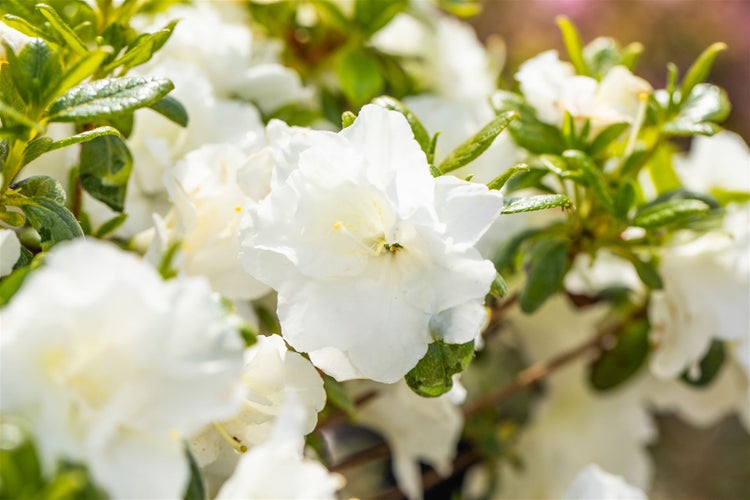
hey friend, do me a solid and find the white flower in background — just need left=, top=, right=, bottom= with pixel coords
left=357, top=380, right=464, bottom=500
left=649, top=205, right=750, bottom=379
left=0, top=240, right=245, bottom=499
left=138, top=2, right=311, bottom=113
left=239, top=105, right=502, bottom=383
left=675, top=131, right=750, bottom=196
left=160, top=143, right=270, bottom=300
left=564, top=249, right=643, bottom=297
left=500, top=298, right=655, bottom=498
left=563, top=464, right=648, bottom=500
left=216, top=396, right=342, bottom=499
left=0, top=23, right=33, bottom=58
left=516, top=50, right=651, bottom=128
left=0, top=228, right=20, bottom=277
left=190, top=334, right=325, bottom=469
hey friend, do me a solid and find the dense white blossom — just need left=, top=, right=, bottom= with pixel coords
left=190, top=334, right=325, bottom=469
left=0, top=240, right=245, bottom=498
left=562, top=464, right=648, bottom=500
left=516, top=50, right=651, bottom=128
left=675, top=131, right=750, bottom=196
left=358, top=380, right=464, bottom=500
left=0, top=228, right=20, bottom=277
left=239, top=105, right=502, bottom=383
left=216, top=396, right=342, bottom=499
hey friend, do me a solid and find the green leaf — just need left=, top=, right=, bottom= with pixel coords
left=646, top=144, right=682, bottom=194
left=19, top=197, right=83, bottom=248
left=556, top=16, right=590, bottom=76
left=405, top=340, right=475, bottom=397
left=493, top=227, right=544, bottom=275
left=335, top=49, right=383, bottom=107
left=52, top=48, right=111, bottom=97
left=371, top=96, right=431, bottom=158
left=49, top=125, right=121, bottom=152
left=12, top=175, right=66, bottom=203
left=101, top=20, right=177, bottom=74
left=354, top=0, right=408, bottom=35
left=323, top=376, right=356, bottom=415
left=501, top=194, right=573, bottom=214
left=148, top=95, right=188, bottom=127
left=589, top=319, right=649, bottom=391
left=183, top=445, right=206, bottom=500
left=21, top=137, right=54, bottom=166
left=563, top=150, right=616, bottom=214
left=490, top=91, right=566, bottom=155
left=620, top=42, right=644, bottom=71
left=438, top=111, right=518, bottom=174
left=588, top=122, right=629, bottom=156
left=79, top=134, right=132, bottom=212
left=1, top=14, right=50, bottom=41
left=94, top=213, right=128, bottom=238
left=679, top=42, right=727, bottom=107
left=4, top=38, right=63, bottom=108
left=435, top=0, right=482, bottom=17
left=628, top=254, right=663, bottom=290
left=48, top=76, right=174, bottom=122
left=663, top=84, right=730, bottom=137
left=583, top=37, right=623, bottom=78
left=680, top=340, right=725, bottom=387
left=341, top=110, right=356, bottom=129
left=0, top=265, right=31, bottom=306
left=613, top=180, right=636, bottom=219
left=520, top=237, right=569, bottom=313
left=487, top=164, right=530, bottom=191
left=489, top=272, right=508, bottom=298
left=36, top=3, right=88, bottom=55
left=631, top=198, right=710, bottom=229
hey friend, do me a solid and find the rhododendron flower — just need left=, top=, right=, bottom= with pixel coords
left=0, top=228, right=20, bottom=277
left=563, top=464, right=647, bottom=500
left=0, top=240, right=245, bottom=498
left=240, top=105, right=502, bottom=383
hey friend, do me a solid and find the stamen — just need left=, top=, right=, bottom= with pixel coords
left=625, top=91, right=649, bottom=157
left=333, top=221, right=379, bottom=255
left=212, top=422, right=247, bottom=453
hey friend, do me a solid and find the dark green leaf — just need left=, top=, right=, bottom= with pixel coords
left=680, top=340, right=725, bottom=387
left=405, top=340, right=474, bottom=397
left=371, top=96, right=431, bottom=157
left=487, top=164, right=531, bottom=191
left=21, top=137, right=54, bottom=166
left=335, top=49, right=383, bottom=107
left=520, top=237, right=569, bottom=313
left=79, top=134, right=133, bottom=212
left=631, top=198, right=710, bottom=229
left=563, top=149, right=616, bottom=214
left=19, top=197, right=83, bottom=248
left=148, top=95, right=188, bottom=127
left=589, top=319, right=649, bottom=391
left=48, top=76, right=174, bottom=122
left=501, top=194, right=572, bottom=214
left=183, top=446, right=206, bottom=500
left=12, top=175, right=66, bottom=203
left=438, top=111, right=518, bottom=174
left=680, top=42, right=727, bottom=107
left=628, top=254, right=663, bottom=290
left=614, top=180, right=636, bottom=219
left=493, top=227, right=544, bottom=275
left=4, top=38, right=63, bottom=108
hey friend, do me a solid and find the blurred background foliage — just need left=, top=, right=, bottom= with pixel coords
left=471, top=0, right=750, bottom=140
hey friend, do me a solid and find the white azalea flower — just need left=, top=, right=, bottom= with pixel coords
left=564, top=249, right=643, bottom=297
left=190, top=334, right=325, bottom=469
left=516, top=50, right=651, bottom=128
left=500, top=298, right=655, bottom=498
left=0, top=228, right=20, bottom=277
left=216, top=396, right=342, bottom=499
left=0, top=240, right=245, bottom=499
left=563, top=464, right=648, bottom=500
left=675, top=130, right=750, bottom=196
left=160, top=143, right=270, bottom=300
left=239, top=105, right=502, bottom=383
left=649, top=205, right=750, bottom=379
left=358, top=380, right=464, bottom=500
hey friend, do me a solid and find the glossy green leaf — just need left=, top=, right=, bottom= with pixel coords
left=405, top=340, right=475, bottom=397
left=589, top=319, right=649, bottom=391
left=102, top=20, right=177, bottom=74
left=631, top=198, right=710, bottom=229
left=490, top=91, right=566, bottom=155
left=501, top=194, right=573, bottom=214
left=21, top=137, right=54, bottom=166
left=52, top=48, right=111, bottom=97
left=148, top=95, right=188, bottom=127
left=36, top=3, right=88, bottom=55
left=12, top=175, right=66, bottom=203
left=679, top=42, right=727, bottom=107
left=48, top=76, right=174, bottom=122
left=438, top=111, right=518, bottom=174
left=19, top=197, right=83, bottom=248
left=487, top=164, right=531, bottom=191
left=520, top=237, right=569, bottom=313
left=336, top=49, right=383, bottom=107
left=680, top=340, right=725, bottom=387
left=50, top=125, right=121, bottom=152
left=79, top=134, right=133, bottom=212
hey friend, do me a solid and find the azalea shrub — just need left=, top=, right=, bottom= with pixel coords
left=0, top=1, right=748, bottom=499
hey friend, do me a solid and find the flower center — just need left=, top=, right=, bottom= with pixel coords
left=333, top=221, right=403, bottom=256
